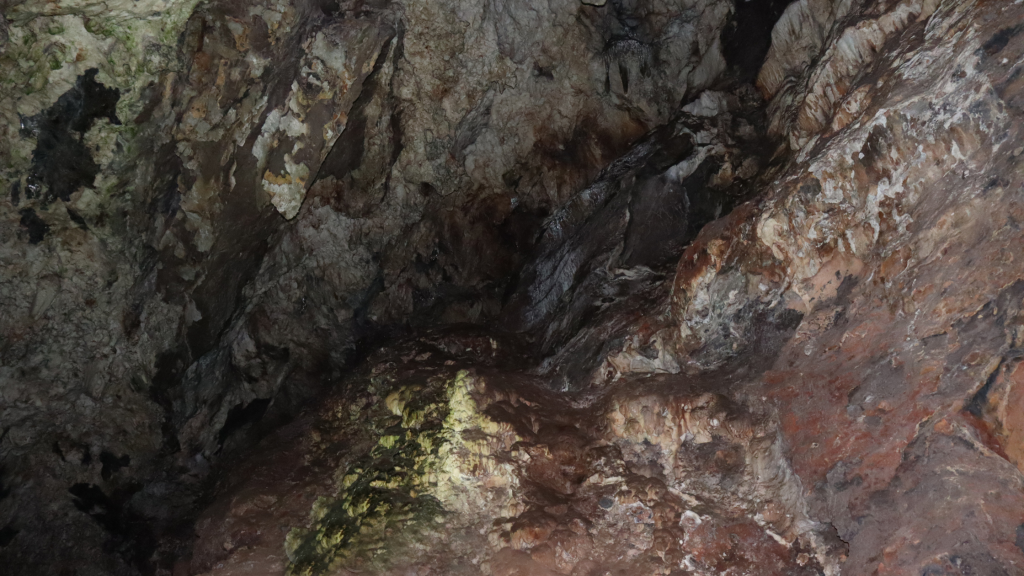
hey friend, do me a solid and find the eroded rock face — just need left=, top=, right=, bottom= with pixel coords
left=4, top=0, right=1024, bottom=574
left=0, top=0, right=746, bottom=571
left=590, top=0, right=1024, bottom=573
left=187, top=334, right=844, bottom=576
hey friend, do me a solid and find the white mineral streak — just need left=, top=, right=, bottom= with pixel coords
left=759, top=0, right=940, bottom=149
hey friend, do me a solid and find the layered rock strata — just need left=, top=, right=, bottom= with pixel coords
left=577, top=0, right=1024, bottom=573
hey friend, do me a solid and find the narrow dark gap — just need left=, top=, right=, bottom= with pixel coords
left=68, top=483, right=156, bottom=574
left=721, top=0, right=797, bottom=82
left=216, top=398, right=272, bottom=447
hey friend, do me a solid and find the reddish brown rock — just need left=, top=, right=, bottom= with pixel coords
left=5, top=0, right=1024, bottom=573
left=180, top=0, right=1024, bottom=571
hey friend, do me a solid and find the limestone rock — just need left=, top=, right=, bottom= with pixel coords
left=3, top=0, right=1024, bottom=573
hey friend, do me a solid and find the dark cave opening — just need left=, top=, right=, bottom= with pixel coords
left=68, top=482, right=157, bottom=574
left=1, top=2, right=794, bottom=570
left=99, top=452, right=132, bottom=482
left=216, top=398, right=273, bottom=447
left=721, top=0, right=796, bottom=82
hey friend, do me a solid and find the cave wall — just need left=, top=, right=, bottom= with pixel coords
left=595, top=0, right=1024, bottom=573
left=0, top=0, right=748, bottom=572
left=182, top=0, right=1024, bottom=571
left=3, top=0, right=1024, bottom=574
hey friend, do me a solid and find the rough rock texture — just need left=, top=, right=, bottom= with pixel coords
left=586, top=0, right=1024, bottom=574
left=0, top=0, right=752, bottom=571
left=188, top=333, right=844, bottom=576
left=4, top=0, right=1024, bottom=574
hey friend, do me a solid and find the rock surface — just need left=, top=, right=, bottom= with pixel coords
left=2, top=0, right=1024, bottom=574
left=189, top=333, right=842, bottom=576
left=0, top=0, right=739, bottom=570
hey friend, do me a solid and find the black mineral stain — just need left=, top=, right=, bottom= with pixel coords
left=19, top=68, right=120, bottom=204
left=983, top=26, right=1022, bottom=56
left=721, top=0, right=796, bottom=82
left=217, top=398, right=272, bottom=446
left=0, top=525, right=17, bottom=547
left=99, top=452, right=131, bottom=481
left=19, top=208, right=49, bottom=244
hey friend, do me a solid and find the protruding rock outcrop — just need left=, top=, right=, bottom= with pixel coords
left=190, top=335, right=844, bottom=576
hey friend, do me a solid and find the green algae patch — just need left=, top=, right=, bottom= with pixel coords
left=285, top=370, right=520, bottom=576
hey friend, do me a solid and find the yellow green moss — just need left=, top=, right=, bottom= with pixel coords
left=285, top=370, right=514, bottom=576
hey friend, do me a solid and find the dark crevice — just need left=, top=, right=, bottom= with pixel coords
left=99, top=452, right=131, bottom=481
left=533, top=62, right=555, bottom=80
left=217, top=398, right=272, bottom=446
left=383, top=26, right=406, bottom=196
left=312, top=32, right=398, bottom=183
left=309, top=29, right=399, bottom=217
left=18, top=208, right=49, bottom=244
left=66, top=207, right=89, bottom=229
left=68, top=483, right=156, bottom=575
left=317, top=0, right=341, bottom=17
left=983, top=26, right=1022, bottom=56
left=964, top=364, right=1001, bottom=420
left=721, top=0, right=796, bottom=82
left=0, top=464, right=10, bottom=503
left=621, top=155, right=722, bottom=268
left=150, top=349, right=190, bottom=456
